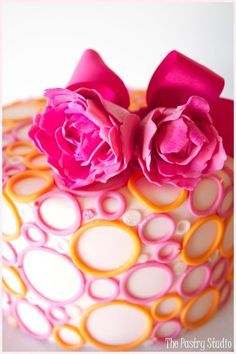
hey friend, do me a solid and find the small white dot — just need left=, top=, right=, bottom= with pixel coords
left=138, top=253, right=150, bottom=263
left=176, top=220, right=191, bottom=236
left=122, top=209, right=142, bottom=226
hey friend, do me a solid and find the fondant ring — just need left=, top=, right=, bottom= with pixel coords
left=151, top=293, right=183, bottom=321
left=45, top=306, right=69, bottom=325
left=180, top=288, right=220, bottom=329
left=6, top=170, right=54, bottom=203
left=2, top=266, right=27, bottom=298
left=156, top=241, right=180, bottom=263
left=87, top=277, right=120, bottom=302
left=2, top=241, right=17, bottom=265
left=2, top=192, right=22, bottom=241
left=181, top=215, right=224, bottom=265
left=97, top=191, right=126, bottom=220
left=23, top=151, right=50, bottom=171
left=6, top=141, right=36, bottom=157
left=176, top=264, right=211, bottom=297
left=219, top=281, right=232, bottom=308
left=138, top=213, right=176, bottom=245
left=217, top=185, right=233, bottom=218
left=4, top=164, right=26, bottom=177
left=189, top=176, right=223, bottom=216
left=128, top=172, right=188, bottom=212
left=53, top=324, right=84, bottom=350
left=210, top=258, right=229, bottom=286
left=151, top=320, right=182, bottom=341
left=21, top=223, right=48, bottom=246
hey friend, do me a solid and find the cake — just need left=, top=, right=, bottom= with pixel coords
left=2, top=50, right=234, bottom=351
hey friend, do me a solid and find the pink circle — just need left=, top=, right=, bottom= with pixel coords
left=11, top=299, right=53, bottom=340
left=54, top=169, right=129, bottom=197
left=219, top=281, right=232, bottom=308
left=45, top=305, right=69, bottom=325
left=22, top=223, right=48, bottom=246
left=2, top=133, right=15, bottom=149
left=176, top=263, right=211, bottom=297
left=97, top=191, right=126, bottom=220
left=35, top=191, right=81, bottom=236
left=13, top=121, right=32, bottom=141
left=87, top=277, right=120, bottom=302
left=189, top=176, right=223, bottom=216
left=18, top=246, right=85, bottom=305
left=2, top=241, right=17, bottom=265
left=217, top=185, right=233, bottom=218
left=210, top=258, right=229, bottom=286
left=120, top=261, right=173, bottom=304
left=4, top=163, right=26, bottom=177
left=156, top=241, right=180, bottom=263
left=138, top=213, right=176, bottom=245
left=151, top=320, right=182, bottom=341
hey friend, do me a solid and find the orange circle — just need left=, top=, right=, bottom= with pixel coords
left=2, top=192, right=22, bottom=241
left=3, top=98, right=46, bottom=122
left=23, top=151, right=50, bottom=171
left=180, top=288, right=220, bottom=329
left=2, top=265, right=27, bottom=298
left=6, top=170, right=54, bottom=203
left=53, top=324, right=84, bottom=350
left=80, top=300, right=153, bottom=351
left=70, top=220, right=141, bottom=277
left=6, top=141, right=36, bottom=158
left=181, top=215, right=224, bottom=265
left=219, top=215, right=234, bottom=258
left=128, top=172, right=188, bottom=212
left=151, top=293, right=183, bottom=321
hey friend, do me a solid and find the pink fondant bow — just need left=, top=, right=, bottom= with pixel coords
left=67, top=49, right=233, bottom=156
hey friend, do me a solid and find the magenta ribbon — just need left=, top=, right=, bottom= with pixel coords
left=66, top=49, right=233, bottom=157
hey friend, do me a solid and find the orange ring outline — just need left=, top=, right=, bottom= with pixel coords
left=151, top=293, right=183, bottom=321
left=3, top=98, right=46, bottom=122
left=2, top=265, right=27, bottom=298
left=6, top=141, right=36, bottom=158
left=226, top=257, right=233, bottom=281
left=181, top=215, right=224, bottom=265
left=80, top=300, right=153, bottom=351
left=70, top=220, right=141, bottom=277
left=6, top=170, right=54, bottom=203
left=53, top=324, right=84, bottom=350
left=3, top=120, right=15, bottom=133
left=219, top=214, right=234, bottom=258
left=180, top=287, right=220, bottom=329
left=128, top=172, right=188, bottom=212
left=23, top=151, right=50, bottom=171
left=2, top=192, right=22, bottom=241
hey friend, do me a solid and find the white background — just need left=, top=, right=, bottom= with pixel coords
left=2, top=0, right=234, bottom=104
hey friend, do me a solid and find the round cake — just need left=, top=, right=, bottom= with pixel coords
left=2, top=50, right=234, bottom=351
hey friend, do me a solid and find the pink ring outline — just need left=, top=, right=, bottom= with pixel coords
left=217, top=185, right=233, bottom=218
left=2, top=241, right=17, bottom=265
left=176, top=263, right=211, bottom=298
left=151, top=319, right=182, bottom=341
left=54, top=168, right=130, bottom=197
left=4, top=163, right=26, bottom=177
left=2, top=175, right=9, bottom=189
left=7, top=156, right=24, bottom=165
left=138, top=213, right=176, bottom=245
left=219, top=281, right=232, bottom=308
left=96, top=191, right=126, bottom=220
left=11, top=299, right=53, bottom=340
left=2, top=133, right=15, bottom=149
left=13, top=121, right=32, bottom=141
left=34, top=191, right=81, bottom=236
left=120, top=261, right=174, bottom=304
left=21, top=223, right=48, bottom=246
left=86, top=277, right=120, bottom=302
left=156, top=241, right=181, bottom=263
left=210, top=258, right=229, bottom=286
left=45, top=305, right=69, bottom=325
left=18, top=246, right=86, bottom=305
left=189, top=175, right=223, bottom=216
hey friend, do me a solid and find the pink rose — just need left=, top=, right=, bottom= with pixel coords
left=138, top=96, right=227, bottom=190
left=29, top=88, right=140, bottom=189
